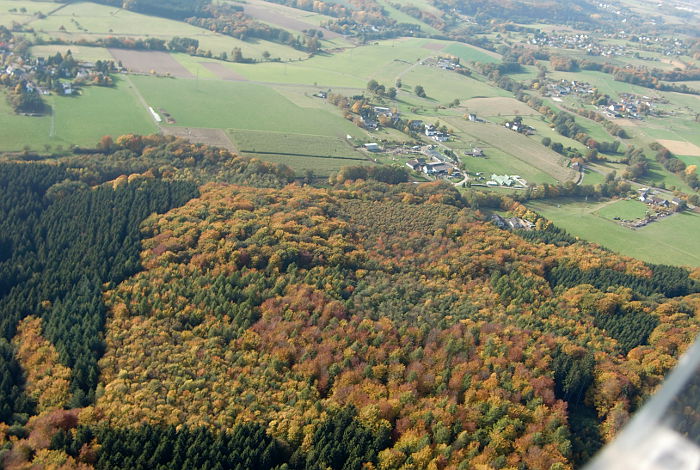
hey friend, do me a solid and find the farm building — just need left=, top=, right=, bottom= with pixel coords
left=424, top=162, right=450, bottom=175
left=487, top=174, right=525, bottom=187
left=364, top=143, right=381, bottom=152
left=406, top=158, right=426, bottom=171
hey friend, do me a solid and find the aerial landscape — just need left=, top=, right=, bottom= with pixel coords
left=0, top=0, right=698, bottom=468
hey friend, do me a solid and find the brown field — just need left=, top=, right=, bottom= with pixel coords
left=199, top=62, right=248, bottom=81
left=614, top=118, right=643, bottom=127
left=446, top=117, right=577, bottom=182
left=160, top=127, right=237, bottom=152
left=657, top=139, right=700, bottom=156
left=242, top=0, right=341, bottom=39
left=422, top=42, right=445, bottom=51
left=109, top=49, right=194, bottom=78
left=461, top=97, right=541, bottom=117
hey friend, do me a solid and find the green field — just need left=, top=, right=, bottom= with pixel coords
left=461, top=149, right=558, bottom=184
left=638, top=159, right=695, bottom=193
left=0, top=0, right=56, bottom=27
left=376, top=0, right=442, bottom=35
left=677, top=155, right=700, bottom=166
left=527, top=199, right=700, bottom=267
left=230, top=129, right=373, bottom=176
left=445, top=117, right=577, bottom=183
left=548, top=69, right=657, bottom=100
left=443, top=43, right=501, bottom=64
left=245, top=153, right=369, bottom=176
left=130, top=75, right=366, bottom=137
left=230, top=129, right=367, bottom=159
left=0, top=78, right=156, bottom=151
left=0, top=99, right=53, bottom=152
left=595, top=199, right=650, bottom=220
left=25, top=1, right=307, bottom=60
left=29, top=44, right=113, bottom=62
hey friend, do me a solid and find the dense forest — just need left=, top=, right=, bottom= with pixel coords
left=0, top=144, right=698, bottom=469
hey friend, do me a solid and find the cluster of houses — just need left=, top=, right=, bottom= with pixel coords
left=608, top=33, right=691, bottom=57
left=604, top=93, right=661, bottom=119
left=1, top=54, right=115, bottom=98
left=638, top=188, right=683, bottom=209
left=360, top=105, right=401, bottom=130
left=611, top=189, right=686, bottom=228
left=528, top=32, right=625, bottom=57
left=542, top=79, right=594, bottom=99
left=503, top=120, right=534, bottom=135
left=424, top=124, right=450, bottom=142
left=422, top=56, right=463, bottom=72
left=405, top=158, right=454, bottom=176
left=435, top=56, right=462, bottom=71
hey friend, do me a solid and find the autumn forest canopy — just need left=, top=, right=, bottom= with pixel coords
left=0, top=133, right=698, bottom=470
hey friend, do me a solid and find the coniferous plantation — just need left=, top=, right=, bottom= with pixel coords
left=0, top=135, right=698, bottom=469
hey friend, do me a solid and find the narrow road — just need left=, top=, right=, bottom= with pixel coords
left=122, top=74, right=162, bottom=130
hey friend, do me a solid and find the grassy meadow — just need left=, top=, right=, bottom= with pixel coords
left=24, top=1, right=308, bottom=60
left=231, top=129, right=374, bottom=176
left=528, top=199, right=700, bottom=267
left=230, top=130, right=367, bottom=159
left=445, top=117, right=577, bottom=183
left=0, top=77, right=156, bottom=151
left=129, top=75, right=366, bottom=137
left=29, top=44, right=113, bottom=62
left=595, top=199, right=650, bottom=220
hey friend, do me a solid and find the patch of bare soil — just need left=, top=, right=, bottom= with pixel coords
left=108, top=49, right=194, bottom=78
left=161, top=127, right=237, bottom=152
left=198, top=62, right=248, bottom=81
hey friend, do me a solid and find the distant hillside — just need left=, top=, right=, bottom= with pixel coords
left=434, top=0, right=600, bottom=24
left=87, top=0, right=212, bottom=19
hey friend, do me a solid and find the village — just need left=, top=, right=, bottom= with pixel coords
left=603, top=92, right=664, bottom=119
left=541, top=78, right=664, bottom=120
left=0, top=37, right=116, bottom=114
left=606, top=33, right=692, bottom=57
left=528, top=32, right=626, bottom=58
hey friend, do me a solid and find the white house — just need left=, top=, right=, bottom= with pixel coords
left=423, top=162, right=450, bottom=174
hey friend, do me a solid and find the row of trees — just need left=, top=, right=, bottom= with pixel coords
left=476, top=61, right=625, bottom=156
left=652, top=143, right=699, bottom=190
left=554, top=59, right=700, bottom=95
